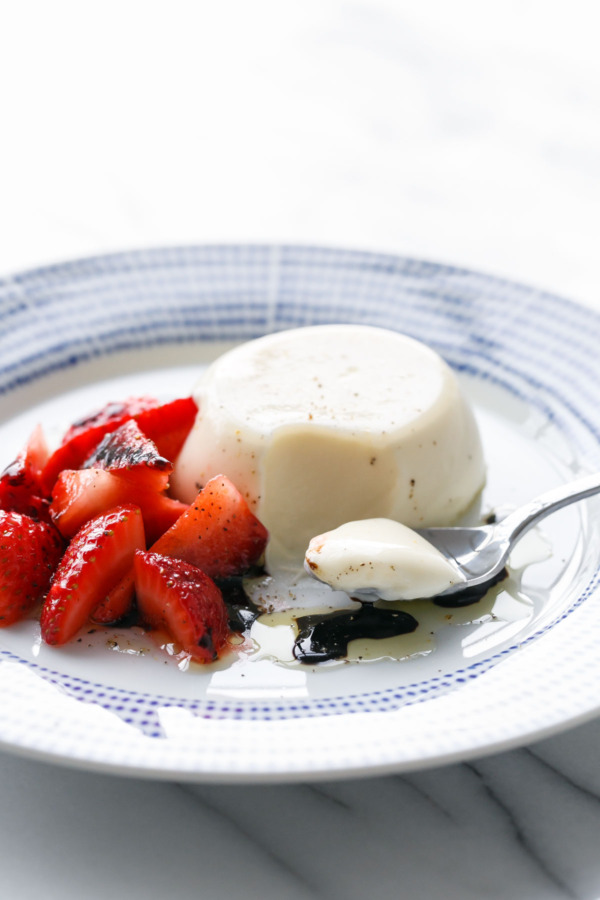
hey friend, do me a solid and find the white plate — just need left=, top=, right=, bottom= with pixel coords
left=1, top=245, right=599, bottom=783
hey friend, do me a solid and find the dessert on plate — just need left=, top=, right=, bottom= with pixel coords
left=172, top=324, right=486, bottom=570
left=0, top=324, right=487, bottom=664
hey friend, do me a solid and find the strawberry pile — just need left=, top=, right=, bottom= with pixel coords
left=0, top=396, right=268, bottom=663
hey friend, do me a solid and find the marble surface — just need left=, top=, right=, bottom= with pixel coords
left=1, top=2, right=600, bottom=898
left=4, top=718, right=600, bottom=900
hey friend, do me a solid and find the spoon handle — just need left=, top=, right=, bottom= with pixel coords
left=496, top=472, right=600, bottom=546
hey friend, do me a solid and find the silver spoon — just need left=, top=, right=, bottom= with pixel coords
left=418, top=472, right=600, bottom=598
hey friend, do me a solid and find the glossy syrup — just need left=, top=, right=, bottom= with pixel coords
left=101, top=563, right=518, bottom=669
left=216, top=575, right=262, bottom=632
left=290, top=570, right=509, bottom=663
left=433, top=568, right=508, bottom=608
left=293, top=602, right=419, bottom=664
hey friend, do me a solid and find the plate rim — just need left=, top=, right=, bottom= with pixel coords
left=1, top=243, right=600, bottom=782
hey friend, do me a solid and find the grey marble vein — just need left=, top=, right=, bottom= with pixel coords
left=394, top=772, right=458, bottom=822
left=0, top=698, right=600, bottom=900
left=464, top=760, right=577, bottom=899
left=176, top=782, right=323, bottom=899
left=525, top=746, right=600, bottom=806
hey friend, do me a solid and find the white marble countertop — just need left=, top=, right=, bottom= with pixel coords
left=1, top=2, right=600, bottom=898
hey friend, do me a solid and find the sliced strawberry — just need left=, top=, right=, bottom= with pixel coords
left=41, top=505, right=145, bottom=645
left=62, top=396, right=159, bottom=445
left=91, top=570, right=136, bottom=625
left=0, top=511, right=64, bottom=626
left=134, top=550, right=230, bottom=662
left=91, top=496, right=189, bottom=624
left=141, top=494, right=189, bottom=544
left=50, top=469, right=131, bottom=537
left=150, top=475, right=268, bottom=578
left=135, top=397, right=198, bottom=462
left=83, top=419, right=172, bottom=492
left=41, top=396, right=159, bottom=493
left=49, top=468, right=187, bottom=541
left=10, top=424, right=49, bottom=483
left=0, top=425, right=52, bottom=521
left=0, top=488, right=51, bottom=523
left=90, top=493, right=188, bottom=624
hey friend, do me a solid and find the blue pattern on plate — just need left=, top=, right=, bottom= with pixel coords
left=1, top=244, right=599, bottom=736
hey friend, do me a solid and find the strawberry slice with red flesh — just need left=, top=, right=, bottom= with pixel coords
left=150, top=475, right=268, bottom=578
left=40, top=396, right=159, bottom=493
left=91, top=570, right=136, bottom=625
left=41, top=504, right=145, bottom=645
left=91, top=497, right=188, bottom=623
left=83, top=419, right=172, bottom=492
left=134, top=550, right=230, bottom=662
left=136, top=494, right=188, bottom=545
left=0, top=425, right=52, bottom=522
left=0, top=510, right=64, bottom=626
left=135, top=397, right=198, bottom=462
left=50, top=468, right=188, bottom=541
left=62, top=397, right=159, bottom=446
left=8, top=424, right=49, bottom=484
left=91, top=494, right=189, bottom=624
left=50, top=469, right=132, bottom=537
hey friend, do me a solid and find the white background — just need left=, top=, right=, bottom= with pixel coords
left=1, top=1, right=599, bottom=308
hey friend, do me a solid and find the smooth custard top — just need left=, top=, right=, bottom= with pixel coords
left=172, top=325, right=486, bottom=568
left=202, top=325, right=447, bottom=434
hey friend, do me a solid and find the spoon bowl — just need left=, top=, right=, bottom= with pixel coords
left=418, top=472, right=600, bottom=597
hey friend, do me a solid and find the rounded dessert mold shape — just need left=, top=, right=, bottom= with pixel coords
left=1, top=245, right=599, bottom=743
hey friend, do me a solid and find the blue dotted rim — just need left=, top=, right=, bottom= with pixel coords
left=1, top=244, right=599, bottom=735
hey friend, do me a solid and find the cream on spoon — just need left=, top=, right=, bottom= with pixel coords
left=304, top=518, right=466, bottom=601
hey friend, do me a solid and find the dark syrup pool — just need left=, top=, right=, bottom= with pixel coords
left=217, top=568, right=509, bottom=666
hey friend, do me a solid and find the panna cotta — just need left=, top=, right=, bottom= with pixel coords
left=171, top=325, right=485, bottom=568
left=304, top=518, right=465, bottom=600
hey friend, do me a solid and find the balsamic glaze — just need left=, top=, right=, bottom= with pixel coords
left=124, top=566, right=507, bottom=666
left=433, top=567, right=508, bottom=608
left=216, top=565, right=508, bottom=664
left=293, top=602, right=418, bottom=664
left=216, top=575, right=262, bottom=633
